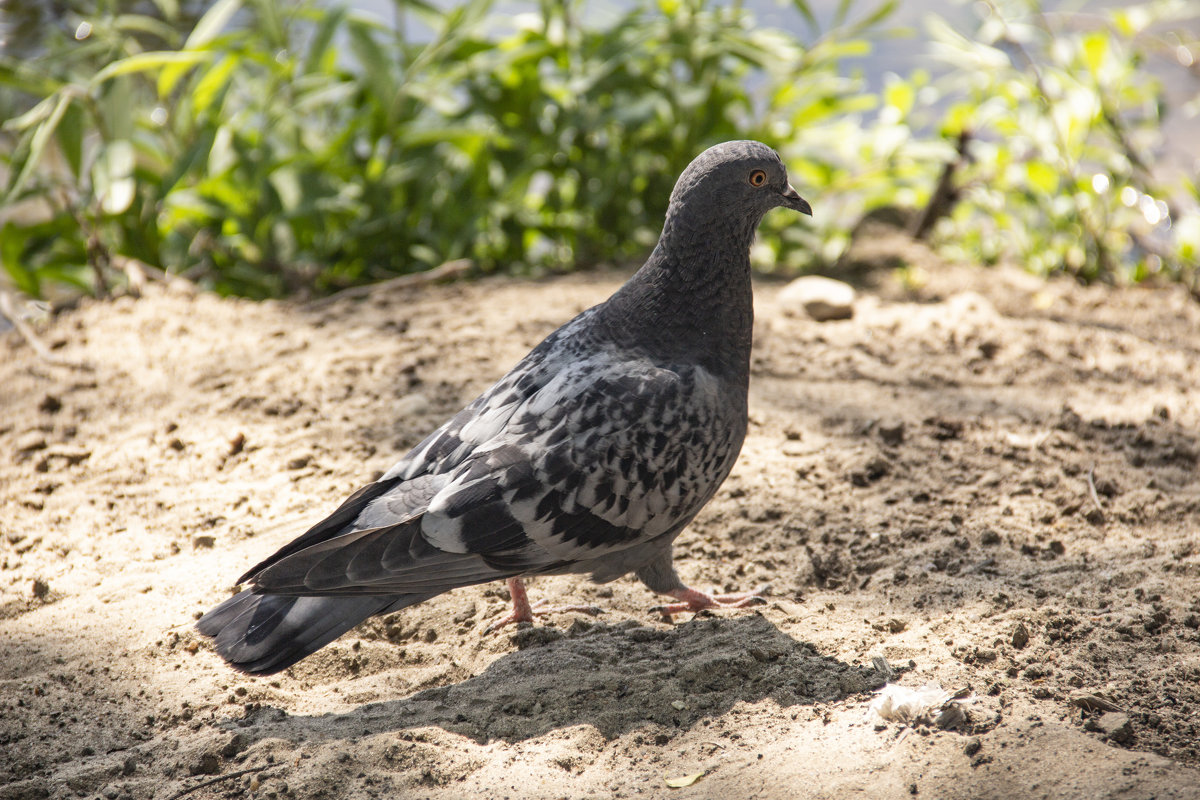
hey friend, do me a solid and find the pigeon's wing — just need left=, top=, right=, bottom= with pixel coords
left=234, top=319, right=582, bottom=586
left=248, top=355, right=743, bottom=595
left=234, top=475, right=439, bottom=584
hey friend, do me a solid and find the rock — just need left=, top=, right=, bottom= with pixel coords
left=778, top=276, right=856, bottom=321
left=394, top=392, right=431, bottom=418
left=220, top=733, right=249, bottom=759
left=977, top=340, right=1001, bottom=360
left=877, top=420, right=905, bottom=446
left=1098, top=712, right=1133, bottom=744
left=1069, top=692, right=1122, bottom=713
left=1011, top=622, right=1030, bottom=649
left=850, top=456, right=890, bottom=487
left=15, top=432, right=48, bottom=454
left=190, top=751, right=221, bottom=775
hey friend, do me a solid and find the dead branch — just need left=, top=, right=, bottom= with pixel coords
left=304, top=258, right=473, bottom=310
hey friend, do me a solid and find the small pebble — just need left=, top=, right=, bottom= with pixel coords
left=1011, top=622, right=1030, bottom=649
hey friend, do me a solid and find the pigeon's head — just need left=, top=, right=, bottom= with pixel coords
left=668, top=141, right=812, bottom=226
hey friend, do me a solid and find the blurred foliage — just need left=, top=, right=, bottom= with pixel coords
left=0, top=0, right=1197, bottom=300
left=918, top=0, right=1200, bottom=284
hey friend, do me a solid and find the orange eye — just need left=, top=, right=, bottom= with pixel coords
left=749, top=169, right=767, bottom=187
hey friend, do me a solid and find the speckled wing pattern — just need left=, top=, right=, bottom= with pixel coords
left=245, top=309, right=744, bottom=597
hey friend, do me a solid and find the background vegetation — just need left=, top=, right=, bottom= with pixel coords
left=1, top=0, right=1197, bottom=300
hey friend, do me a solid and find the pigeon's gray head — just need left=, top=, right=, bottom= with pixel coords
left=667, top=141, right=812, bottom=226
left=605, top=141, right=809, bottom=373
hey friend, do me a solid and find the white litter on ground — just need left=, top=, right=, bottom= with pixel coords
left=870, top=683, right=977, bottom=729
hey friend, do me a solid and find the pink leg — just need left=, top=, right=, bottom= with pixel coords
left=651, top=584, right=770, bottom=620
left=483, top=577, right=604, bottom=634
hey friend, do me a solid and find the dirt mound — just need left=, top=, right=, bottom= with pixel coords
left=2, top=262, right=1199, bottom=799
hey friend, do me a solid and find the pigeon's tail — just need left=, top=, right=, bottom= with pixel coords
left=195, top=590, right=429, bottom=675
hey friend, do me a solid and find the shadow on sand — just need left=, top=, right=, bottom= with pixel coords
left=223, top=614, right=888, bottom=746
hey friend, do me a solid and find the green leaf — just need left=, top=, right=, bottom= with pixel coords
left=158, top=0, right=243, bottom=96
left=347, top=19, right=397, bottom=108
left=848, top=0, right=898, bottom=37
left=159, top=127, right=216, bottom=196
left=1082, top=31, right=1108, bottom=75
left=190, top=55, right=240, bottom=116
left=114, top=13, right=182, bottom=44
left=303, top=5, right=348, bottom=75
left=56, top=101, right=85, bottom=180
left=3, top=92, right=63, bottom=133
left=1025, top=160, right=1060, bottom=195
left=206, top=124, right=237, bottom=177
left=790, top=0, right=818, bottom=34
left=184, top=0, right=244, bottom=49
left=0, top=58, right=64, bottom=97
left=268, top=167, right=302, bottom=213
left=104, top=75, right=135, bottom=142
left=834, top=0, right=853, bottom=27
left=0, top=222, right=39, bottom=297
left=92, top=51, right=212, bottom=87
left=884, top=77, right=915, bottom=116
left=5, top=93, right=72, bottom=201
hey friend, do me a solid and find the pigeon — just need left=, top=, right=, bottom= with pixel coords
left=197, top=140, right=812, bottom=674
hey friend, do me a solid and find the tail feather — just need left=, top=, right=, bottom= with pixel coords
left=195, top=590, right=429, bottom=674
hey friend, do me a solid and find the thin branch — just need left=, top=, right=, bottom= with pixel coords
left=304, top=258, right=473, bottom=310
left=910, top=130, right=972, bottom=241
left=58, top=191, right=112, bottom=298
left=0, top=289, right=90, bottom=370
left=164, top=764, right=279, bottom=800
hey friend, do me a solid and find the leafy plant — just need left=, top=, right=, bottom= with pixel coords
left=0, top=0, right=1196, bottom=301
left=916, top=0, right=1200, bottom=285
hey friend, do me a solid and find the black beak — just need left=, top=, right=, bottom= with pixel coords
left=781, top=184, right=812, bottom=216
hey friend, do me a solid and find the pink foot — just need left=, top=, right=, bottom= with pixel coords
left=651, top=584, right=770, bottom=621
left=483, top=577, right=604, bottom=634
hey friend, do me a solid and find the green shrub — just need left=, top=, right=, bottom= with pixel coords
left=0, top=0, right=1196, bottom=299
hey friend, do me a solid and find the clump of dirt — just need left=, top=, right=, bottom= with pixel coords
left=2, top=261, right=1199, bottom=799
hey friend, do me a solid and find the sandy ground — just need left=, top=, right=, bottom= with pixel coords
left=2, top=250, right=1200, bottom=800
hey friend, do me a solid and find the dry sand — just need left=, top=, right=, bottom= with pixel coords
left=2, top=256, right=1199, bottom=800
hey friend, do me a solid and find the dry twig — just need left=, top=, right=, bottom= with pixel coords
left=0, top=289, right=90, bottom=370
left=165, top=764, right=279, bottom=800
left=305, top=259, right=473, bottom=310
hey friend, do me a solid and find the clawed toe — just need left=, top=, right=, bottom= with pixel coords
left=483, top=603, right=605, bottom=634
left=652, top=584, right=771, bottom=621
left=483, top=579, right=607, bottom=634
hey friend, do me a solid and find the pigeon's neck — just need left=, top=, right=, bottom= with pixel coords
left=600, top=214, right=758, bottom=380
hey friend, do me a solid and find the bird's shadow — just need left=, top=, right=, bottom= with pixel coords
left=225, top=614, right=888, bottom=746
